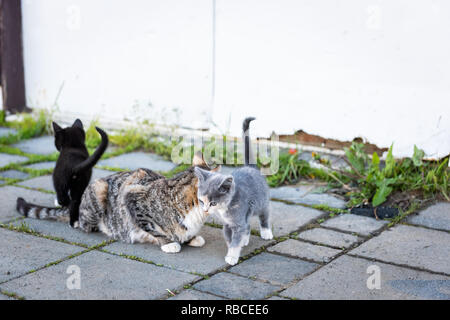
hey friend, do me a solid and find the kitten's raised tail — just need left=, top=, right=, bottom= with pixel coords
left=72, top=127, right=109, bottom=175
left=243, top=117, right=256, bottom=166
left=16, top=197, right=69, bottom=221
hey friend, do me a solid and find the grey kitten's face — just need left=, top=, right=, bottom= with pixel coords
left=194, top=167, right=234, bottom=214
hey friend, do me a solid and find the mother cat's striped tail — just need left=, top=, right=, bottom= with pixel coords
left=16, top=197, right=70, bottom=221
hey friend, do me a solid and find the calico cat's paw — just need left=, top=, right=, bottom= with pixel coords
left=161, top=242, right=181, bottom=253
left=187, top=236, right=205, bottom=247
left=225, top=255, right=239, bottom=266
left=260, top=228, right=273, bottom=240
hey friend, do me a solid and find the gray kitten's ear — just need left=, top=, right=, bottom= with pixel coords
left=52, top=122, right=62, bottom=133
left=219, top=176, right=233, bottom=193
left=72, top=119, right=83, bottom=129
left=194, top=167, right=210, bottom=183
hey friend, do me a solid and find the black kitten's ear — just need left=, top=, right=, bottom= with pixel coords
left=194, top=167, right=210, bottom=183
left=219, top=176, right=233, bottom=193
left=52, top=122, right=62, bottom=133
left=72, top=119, right=83, bottom=129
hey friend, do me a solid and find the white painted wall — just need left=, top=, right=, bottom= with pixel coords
left=21, top=0, right=213, bottom=128
left=21, top=0, right=450, bottom=158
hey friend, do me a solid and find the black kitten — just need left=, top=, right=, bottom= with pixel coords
left=52, top=119, right=108, bottom=227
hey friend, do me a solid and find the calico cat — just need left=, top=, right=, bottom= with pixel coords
left=194, top=117, right=273, bottom=265
left=16, top=153, right=216, bottom=253
left=17, top=119, right=108, bottom=227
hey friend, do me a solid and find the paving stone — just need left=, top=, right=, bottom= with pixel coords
left=407, top=202, right=450, bottom=232
left=193, top=272, right=281, bottom=300
left=207, top=200, right=326, bottom=237
left=0, top=127, right=18, bottom=137
left=91, top=168, right=115, bottom=180
left=229, top=252, right=319, bottom=285
left=281, top=255, right=450, bottom=300
left=1, top=250, right=198, bottom=300
left=298, top=152, right=350, bottom=170
left=18, top=175, right=54, bottom=192
left=296, top=228, right=360, bottom=249
left=16, top=170, right=117, bottom=194
left=268, top=239, right=341, bottom=263
left=0, top=228, right=84, bottom=283
left=267, top=295, right=290, bottom=300
left=169, top=289, right=223, bottom=300
left=0, top=292, right=14, bottom=300
left=270, top=185, right=346, bottom=209
left=24, top=161, right=55, bottom=170
left=350, top=224, right=450, bottom=275
left=0, top=170, right=29, bottom=180
left=103, top=226, right=270, bottom=275
left=321, top=214, right=388, bottom=236
left=0, top=186, right=55, bottom=223
left=98, top=152, right=176, bottom=172
left=12, top=218, right=109, bottom=247
left=12, top=136, right=56, bottom=155
left=0, top=153, right=28, bottom=168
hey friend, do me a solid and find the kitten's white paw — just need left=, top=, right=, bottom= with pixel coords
left=54, top=198, right=61, bottom=207
left=161, top=242, right=181, bottom=253
left=68, top=221, right=79, bottom=229
left=260, top=228, right=273, bottom=240
left=188, top=236, right=205, bottom=247
left=225, top=255, right=239, bottom=266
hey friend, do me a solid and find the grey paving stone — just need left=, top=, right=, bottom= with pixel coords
left=407, top=202, right=450, bottom=232
left=1, top=250, right=198, bottom=300
left=98, top=152, right=176, bottom=172
left=350, top=225, right=450, bottom=275
left=296, top=228, right=360, bottom=249
left=0, top=153, right=28, bottom=168
left=0, top=292, right=14, bottom=300
left=103, top=226, right=270, bottom=275
left=24, top=161, right=55, bottom=170
left=0, top=186, right=55, bottom=223
left=267, top=295, right=290, bottom=300
left=270, top=185, right=346, bottom=209
left=0, top=127, right=18, bottom=137
left=169, top=289, right=223, bottom=300
left=321, top=214, right=388, bottom=236
left=207, top=200, right=326, bottom=237
left=12, top=136, right=56, bottom=155
left=17, top=170, right=116, bottom=193
left=91, top=168, right=115, bottom=180
left=12, top=218, right=110, bottom=247
left=281, top=255, right=450, bottom=300
left=268, top=239, right=341, bottom=263
left=18, top=175, right=54, bottom=192
left=0, top=228, right=84, bottom=283
left=193, top=272, right=281, bottom=300
left=298, top=152, right=350, bottom=170
left=229, top=252, right=319, bottom=285
left=0, top=170, right=29, bottom=180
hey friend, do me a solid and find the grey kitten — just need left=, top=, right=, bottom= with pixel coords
left=195, top=117, right=273, bottom=265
